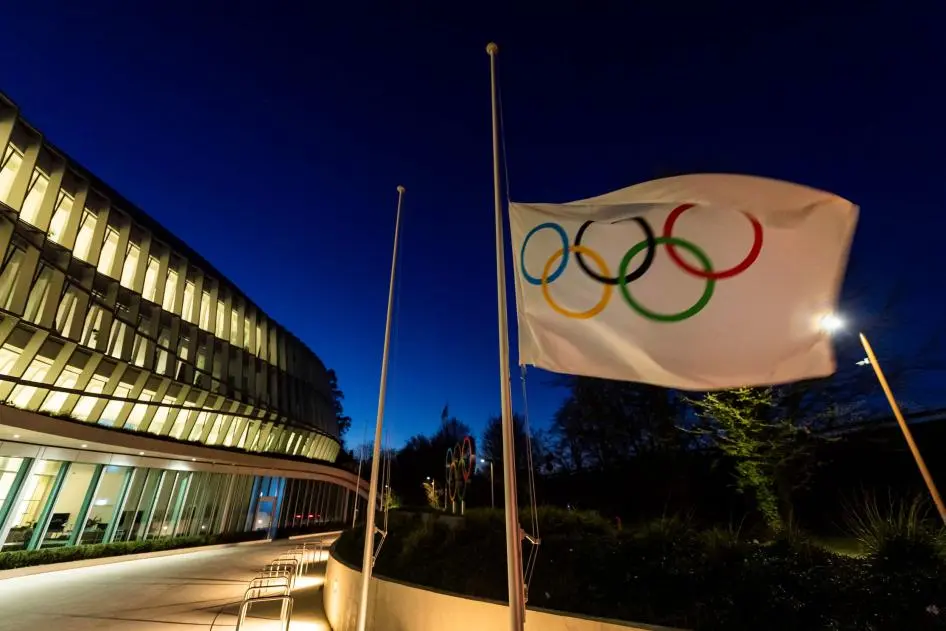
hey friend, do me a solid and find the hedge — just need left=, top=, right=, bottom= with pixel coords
left=0, top=530, right=267, bottom=571
left=335, top=507, right=946, bottom=630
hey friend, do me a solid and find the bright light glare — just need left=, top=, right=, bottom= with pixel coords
left=818, top=313, right=844, bottom=334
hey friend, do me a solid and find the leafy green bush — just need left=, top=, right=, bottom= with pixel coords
left=334, top=507, right=946, bottom=630
left=0, top=530, right=266, bottom=570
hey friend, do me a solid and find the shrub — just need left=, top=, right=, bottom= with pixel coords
left=0, top=530, right=266, bottom=570
left=334, top=506, right=946, bottom=630
left=843, top=491, right=944, bottom=562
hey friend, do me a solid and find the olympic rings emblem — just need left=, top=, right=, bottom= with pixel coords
left=519, top=203, right=763, bottom=322
left=445, top=436, right=475, bottom=502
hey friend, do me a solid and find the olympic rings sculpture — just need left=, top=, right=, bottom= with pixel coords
left=519, top=203, right=764, bottom=322
left=445, top=436, right=475, bottom=502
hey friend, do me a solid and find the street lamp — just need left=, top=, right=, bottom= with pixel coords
left=425, top=476, right=437, bottom=509
left=817, top=312, right=844, bottom=334
left=480, top=458, right=494, bottom=509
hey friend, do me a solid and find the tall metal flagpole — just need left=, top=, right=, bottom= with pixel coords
left=356, top=185, right=406, bottom=631
left=487, top=42, right=526, bottom=631
left=352, top=446, right=364, bottom=528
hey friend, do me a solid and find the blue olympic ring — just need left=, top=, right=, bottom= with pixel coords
left=520, top=222, right=569, bottom=286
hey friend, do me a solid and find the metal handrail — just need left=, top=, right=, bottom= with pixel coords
left=245, top=575, right=291, bottom=598
left=243, top=581, right=290, bottom=601
left=232, top=544, right=324, bottom=631
left=261, top=558, right=300, bottom=589
left=235, top=594, right=294, bottom=631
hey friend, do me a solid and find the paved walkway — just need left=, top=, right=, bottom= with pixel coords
left=0, top=537, right=335, bottom=630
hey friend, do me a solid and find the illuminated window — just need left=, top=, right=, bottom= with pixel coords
left=55, top=285, right=81, bottom=336
left=8, top=356, right=52, bottom=408
left=0, top=144, right=23, bottom=204
left=97, top=226, right=119, bottom=277
left=177, top=336, right=190, bottom=362
left=124, top=389, right=155, bottom=431
left=19, top=169, right=49, bottom=227
left=188, top=411, right=210, bottom=441
left=236, top=423, right=249, bottom=449
left=230, top=308, right=240, bottom=346
left=222, top=417, right=238, bottom=446
left=243, top=317, right=251, bottom=350
left=47, top=190, right=75, bottom=244
left=72, top=374, right=106, bottom=421
left=131, top=334, right=149, bottom=368
left=73, top=209, right=97, bottom=262
left=0, top=247, right=25, bottom=310
left=100, top=383, right=131, bottom=426
left=155, top=327, right=173, bottom=375
left=0, top=457, right=25, bottom=518
left=199, top=291, right=211, bottom=331
left=215, top=300, right=226, bottom=337
left=255, top=324, right=263, bottom=356
left=23, top=264, right=53, bottom=323
left=5, top=460, right=64, bottom=546
left=0, top=345, right=21, bottom=376
left=205, top=415, right=225, bottom=444
left=107, top=320, right=129, bottom=359
left=168, top=401, right=195, bottom=438
left=40, top=366, right=81, bottom=414
left=120, top=243, right=139, bottom=289
left=142, top=256, right=160, bottom=301
left=82, top=304, right=105, bottom=348
left=195, top=343, right=208, bottom=373
left=182, top=281, right=195, bottom=323
left=148, top=395, right=176, bottom=434
left=162, top=269, right=178, bottom=312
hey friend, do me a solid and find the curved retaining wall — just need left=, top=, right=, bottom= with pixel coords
left=323, top=546, right=681, bottom=631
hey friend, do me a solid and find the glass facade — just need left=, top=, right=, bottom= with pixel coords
left=0, top=92, right=340, bottom=462
left=0, top=454, right=356, bottom=552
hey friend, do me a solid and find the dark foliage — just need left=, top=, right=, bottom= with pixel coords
left=0, top=530, right=266, bottom=570
left=327, top=368, right=352, bottom=438
left=335, top=507, right=946, bottom=630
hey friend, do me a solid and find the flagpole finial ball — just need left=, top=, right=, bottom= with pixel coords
left=396, top=185, right=405, bottom=194
left=486, top=42, right=498, bottom=55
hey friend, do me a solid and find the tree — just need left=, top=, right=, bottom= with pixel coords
left=390, top=405, right=473, bottom=507
left=327, top=369, right=352, bottom=437
left=480, top=413, right=551, bottom=474
left=549, top=376, right=689, bottom=471
left=688, top=387, right=828, bottom=532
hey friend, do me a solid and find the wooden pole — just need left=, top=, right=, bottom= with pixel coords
left=860, top=332, right=946, bottom=524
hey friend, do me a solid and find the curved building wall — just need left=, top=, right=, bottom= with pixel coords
left=0, top=93, right=340, bottom=463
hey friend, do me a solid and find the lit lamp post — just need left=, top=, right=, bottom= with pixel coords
left=425, top=476, right=437, bottom=510
left=819, top=312, right=946, bottom=524
left=481, top=458, right=494, bottom=509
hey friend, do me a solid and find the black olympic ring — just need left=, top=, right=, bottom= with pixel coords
left=574, top=217, right=656, bottom=285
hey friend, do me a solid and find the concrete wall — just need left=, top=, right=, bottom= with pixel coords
left=323, top=547, right=681, bottom=631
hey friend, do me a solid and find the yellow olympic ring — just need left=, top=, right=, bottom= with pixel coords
left=541, top=245, right=612, bottom=319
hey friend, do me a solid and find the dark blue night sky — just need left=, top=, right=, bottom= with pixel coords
left=1, top=1, right=943, bottom=447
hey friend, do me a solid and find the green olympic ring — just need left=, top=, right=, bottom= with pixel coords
left=618, top=236, right=716, bottom=322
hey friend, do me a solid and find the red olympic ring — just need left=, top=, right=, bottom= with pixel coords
left=662, top=203, right=763, bottom=280
left=459, top=436, right=474, bottom=482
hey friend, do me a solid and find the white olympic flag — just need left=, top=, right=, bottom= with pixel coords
left=509, top=173, right=859, bottom=390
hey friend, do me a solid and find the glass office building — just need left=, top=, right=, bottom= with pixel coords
left=0, top=92, right=364, bottom=553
